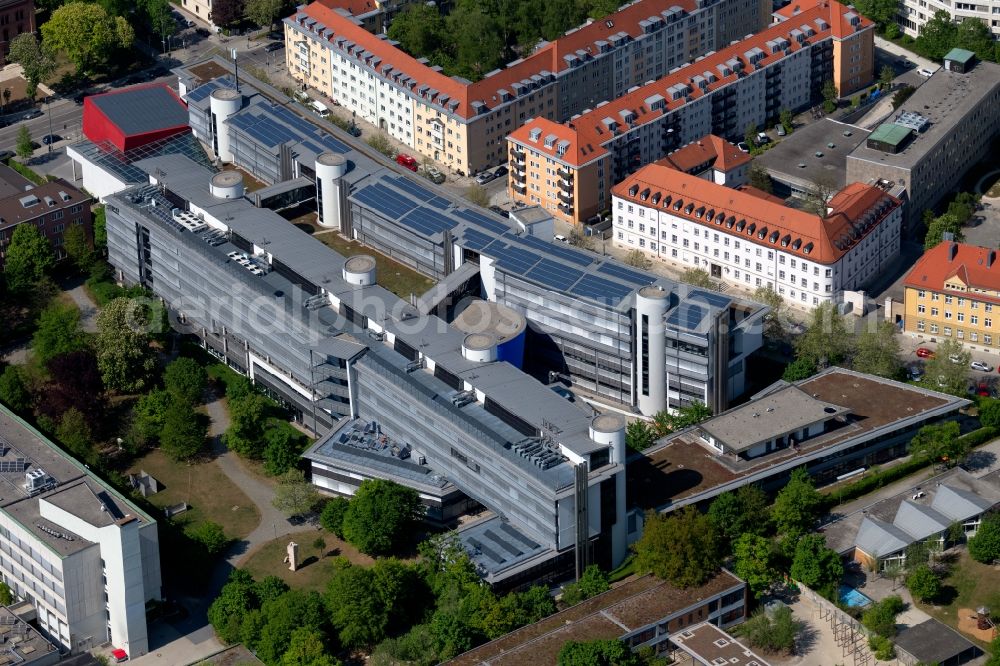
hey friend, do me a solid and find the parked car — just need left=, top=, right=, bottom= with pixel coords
left=488, top=205, right=508, bottom=217
left=424, top=166, right=445, bottom=184
left=264, top=42, right=284, bottom=53
left=915, top=347, right=934, bottom=358
left=775, top=124, right=786, bottom=137
left=21, top=109, right=42, bottom=121
left=976, top=382, right=991, bottom=397
left=346, top=124, right=362, bottom=138
left=41, top=134, right=61, bottom=145
left=949, top=353, right=964, bottom=364
left=395, top=153, right=418, bottom=171
left=908, top=365, right=924, bottom=381
left=474, top=171, right=495, bottom=185
left=971, top=360, right=993, bottom=372
left=493, top=165, right=508, bottom=178
left=917, top=67, right=934, bottom=78
left=737, top=141, right=750, bottom=153
left=554, top=234, right=569, bottom=243
left=0, top=150, right=12, bottom=162
left=196, top=27, right=211, bottom=37
left=756, top=131, right=770, bottom=145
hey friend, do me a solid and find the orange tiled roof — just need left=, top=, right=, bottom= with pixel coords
left=611, top=165, right=899, bottom=264
left=318, top=0, right=377, bottom=16
left=903, top=242, right=1000, bottom=304
left=658, top=135, right=751, bottom=173
left=511, top=0, right=870, bottom=166
left=509, top=117, right=606, bottom=165
left=293, top=0, right=700, bottom=120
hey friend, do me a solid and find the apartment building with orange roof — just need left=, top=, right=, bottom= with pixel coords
left=611, top=162, right=901, bottom=308
left=507, top=0, right=874, bottom=223
left=903, top=242, right=1000, bottom=355
left=283, top=0, right=769, bottom=175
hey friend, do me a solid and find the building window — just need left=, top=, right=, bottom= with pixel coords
left=917, top=320, right=925, bottom=332
left=918, top=290, right=926, bottom=297
left=944, top=327, right=952, bottom=336
left=917, top=305, right=925, bottom=314
left=930, top=324, right=939, bottom=333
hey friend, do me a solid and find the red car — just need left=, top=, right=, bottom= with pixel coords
left=916, top=347, right=935, bottom=358
left=395, top=154, right=417, bottom=171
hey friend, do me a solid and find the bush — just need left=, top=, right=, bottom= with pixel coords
left=320, top=496, right=350, bottom=538
left=190, top=521, right=230, bottom=556
left=736, top=606, right=799, bottom=654
left=561, top=565, right=610, bottom=607
left=969, top=512, right=1000, bottom=564
left=906, top=564, right=940, bottom=602
left=868, top=634, right=895, bottom=660
left=862, top=595, right=904, bottom=638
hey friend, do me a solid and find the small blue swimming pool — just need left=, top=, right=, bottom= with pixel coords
left=839, top=585, right=873, bottom=608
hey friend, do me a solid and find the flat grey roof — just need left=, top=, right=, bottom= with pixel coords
left=894, top=619, right=979, bottom=664
left=699, top=384, right=849, bottom=452
left=847, top=61, right=1000, bottom=170
left=0, top=163, right=33, bottom=198
left=672, top=623, right=772, bottom=666
left=756, top=118, right=869, bottom=191
left=88, top=84, right=190, bottom=136
left=458, top=515, right=551, bottom=577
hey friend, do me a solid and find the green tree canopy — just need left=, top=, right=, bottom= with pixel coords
left=924, top=212, right=964, bottom=250
left=783, top=356, right=818, bottom=381
left=909, top=421, right=966, bottom=466
left=795, top=302, right=853, bottom=367
left=163, top=357, right=207, bottom=406
left=905, top=564, right=940, bottom=602
left=160, top=399, right=208, bottom=460
left=0, top=366, right=30, bottom=413
left=634, top=506, right=720, bottom=588
left=707, top=484, right=771, bottom=544
left=225, top=391, right=271, bottom=458
left=62, top=224, right=93, bottom=272
left=388, top=4, right=447, bottom=60
left=94, top=296, right=156, bottom=393
left=126, top=389, right=171, bottom=451
left=680, top=268, right=715, bottom=289
left=557, top=639, right=637, bottom=666
left=207, top=569, right=264, bottom=644
left=789, top=534, right=843, bottom=597
left=5, top=223, right=54, bottom=294
left=852, top=320, right=902, bottom=379
left=732, top=533, right=778, bottom=599
left=320, top=497, right=350, bottom=538
left=773, top=468, right=824, bottom=535
left=924, top=339, right=970, bottom=396
left=15, top=125, right=33, bottom=162
left=7, top=34, right=54, bottom=99
left=861, top=595, right=904, bottom=638
left=969, top=512, right=1000, bottom=564
left=749, top=162, right=773, bottom=193
left=190, top=521, right=230, bottom=555
left=280, top=627, right=340, bottom=666
left=560, top=565, right=610, bottom=607
left=625, top=419, right=656, bottom=452
left=754, top=284, right=788, bottom=339
left=245, top=0, right=283, bottom=28
left=32, top=303, right=87, bottom=365
left=342, top=479, right=423, bottom=556
left=272, top=469, right=320, bottom=517
left=736, top=605, right=800, bottom=654
left=55, top=407, right=92, bottom=461
left=980, top=399, right=1000, bottom=429
left=41, top=2, right=135, bottom=74
left=262, top=424, right=306, bottom=476
left=246, top=589, right=329, bottom=665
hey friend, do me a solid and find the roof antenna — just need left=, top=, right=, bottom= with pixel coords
left=231, top=48, right=240, bottom=93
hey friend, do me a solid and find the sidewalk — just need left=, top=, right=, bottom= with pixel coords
left=874, top=36, right=939, bottom=73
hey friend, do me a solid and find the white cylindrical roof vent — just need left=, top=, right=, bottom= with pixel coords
left=342, top=255, right=376, bottom=286
left=315, top=152, right=347, bottom=179
left=461, top=333, right=497, bottom=363
left=209, top=170, right=245, bottom=199
left=209, top=88, right=242, bottom=163
left=589, top=414, right=626, bottom=465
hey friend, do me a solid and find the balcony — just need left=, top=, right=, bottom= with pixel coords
left=511, top=147, right=525, bottom=161
left=512, top=180, right=526, bottom=193
left=511, top=170, right=526, bottom=184
left=559, top=176, right=573, bottom=190
left=558, top=190, right=573, bottom=204
left=557, top=167, right=573, bottom=180
left=558, top=202, right=574, bottom=215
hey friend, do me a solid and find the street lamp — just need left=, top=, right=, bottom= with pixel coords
left=45, top=96, right=53, bottom=155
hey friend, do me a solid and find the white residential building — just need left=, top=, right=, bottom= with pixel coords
left=611, top=163, right=902, bottom=308
left=896, top=0, right=1000, bottom=38
left=0, top=406, right=161, bottom=658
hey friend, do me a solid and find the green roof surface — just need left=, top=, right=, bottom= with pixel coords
left=945, top=48, right=975, bottom=64
left=868, top=123, right=913, bottom=147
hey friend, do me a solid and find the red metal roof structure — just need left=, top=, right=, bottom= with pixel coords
left=82, top=84, right=190, bottom=152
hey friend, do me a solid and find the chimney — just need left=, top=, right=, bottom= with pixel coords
left=949, top=242, right=958, bottom=262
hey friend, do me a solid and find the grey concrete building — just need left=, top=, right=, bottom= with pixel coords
left=846, top=60, right=1000, bottom=230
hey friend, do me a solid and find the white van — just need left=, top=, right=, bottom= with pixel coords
left=310, top=100, right=330, bottom=117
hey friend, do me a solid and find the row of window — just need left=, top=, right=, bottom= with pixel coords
left=914, top=321, right=994, bottom=344
left=916, top=290, right=995, bottom=311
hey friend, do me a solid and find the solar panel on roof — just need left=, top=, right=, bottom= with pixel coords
left=454, top=208, right=509, bottom=234
left=490, top=243, right=542, bottom=275
left=390, top=175, right=436, bottom=202
left=667, top=303, right=707, bottom=330
left=399, top=207, right=455, bottom=238
left=186, top=78, right=234, bottom=103
left=353, top=183, right=417, bottom=220
left=460, top=228, right=493, bottom=251
left=317, top=134, right=350, bottom=154
left=597, top=261, right=655, bottom=286
left=569, top=273, right=633, bottom=304
left=526, top=258, right=582, bottom=291
left=518, top=234, right=594, bottom=267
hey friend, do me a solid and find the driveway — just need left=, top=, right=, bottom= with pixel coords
left=65, top=283, right=99, bottom=333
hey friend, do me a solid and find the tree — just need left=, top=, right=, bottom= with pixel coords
left=15, top=125, right=33, bottom=162
left=41, top=2, right=135, bottom=74
left=366, top=131, right=394, bottom=157
left=280, top=627, right=339, bottom=666
left=853, top=0, right=898, bottom=28
left=465, top=184, right=490, bottom=208
left=5, top=223, right=54, bottom=293
left=773, top=468, right=824, bottom=535
left=191, top=521, right=230, bottom=555
left=163, top=357, right=207, bottom=406
left=782, top=356, right=817, bottom=381
left=862, top=595, right=904, bottom=638
left=557, top=639, right=637, bottom=666
left=908, top=421, right=966, bottom=466
left=388, top=4, right=446, bottom=57
left=446, top=4, right=505, bottom=81
left=62, top=224, right=93, bottom=272
left=737, top=606, right=799, bottom=654
left=892, top=84, right=915, bottom=110
left=795, top=302, right=853, bottom=367
left=623, top=249, right=652, bottom=270
left=956, top=17, right=994, bottom=62
left=561, top=565, right=610, bottom=606
left=210, top=0, right=244, bottom=26
left=7, top=34, right=54, bottom=100
left=245, top=0, right=283, bottom=29
left=708, top=485, right=771, bottom=544
left=320, top=497, right=350, bottom=538
left=790, top=534, right=843, bottom=597
left=744, top=123, right=758, bottom=150
left=733, top=534, right=778, bottom=598
left=634, top=506, right=720, bottom=588
left=822, top=79, right=838, bottom=112
left=924, top=212, right=964, bottom=250
left=94, top=297, right=156, bottom=393
left=749, top=162, right=773, bottom=193
left=0, top=582, right=12, bottom=606
left=924, top=339, right=970, bottom=396
left=0, top=366, right=30, bottom=413
left=32, top=303, right=86, bottom=365
left=225, top=391, right=271, bottom=458
left=980, top=399, right=1000, bottom=429
left=92, top=206, right=107, bottom=253
left=263, top=425, right=305, bottom=476
left=879, top=64, right=895, bottom=91
left=342, top=478, right=422, bottom=555
left=852, top=320, right=902, bottom=379
left=127, top=389, right=171, bottom=451
left=680, top=268, right=715, bottom=289
left=42, top=349, right=105, bottom=425
left=905, top=564, right=940, bottom=602
left=272, top=469, right=320, bottom=517
left=883, top=560, right=904, bottom=590
left=208, top=569, right=260, bottom=644
left=969, top=512, right=1000, bottom=563
left=160, top=400, right=208, bottom=460
left=326, top=559, right=412, bottom=649
left=55, top=407, right=91, bottom=460
left=779, top=108, right=794, bottom=135
left=247, top=589, right=329, bottom=664
left=625, top=419, right=656, bottom=452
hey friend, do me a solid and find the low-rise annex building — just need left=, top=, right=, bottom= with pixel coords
left=611, top=161, right=901, bottom=308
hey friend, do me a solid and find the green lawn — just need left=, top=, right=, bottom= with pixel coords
left=313, top=230, right=437, bottom=299
left=127, top=449, right=260, bottom=541
left=914, top=550, right=1000, bottom=648
left=241, top=535, right=374, bottom=593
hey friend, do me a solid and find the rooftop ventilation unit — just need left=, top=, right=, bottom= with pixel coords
left=25, top=469, right=55, bottom=495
